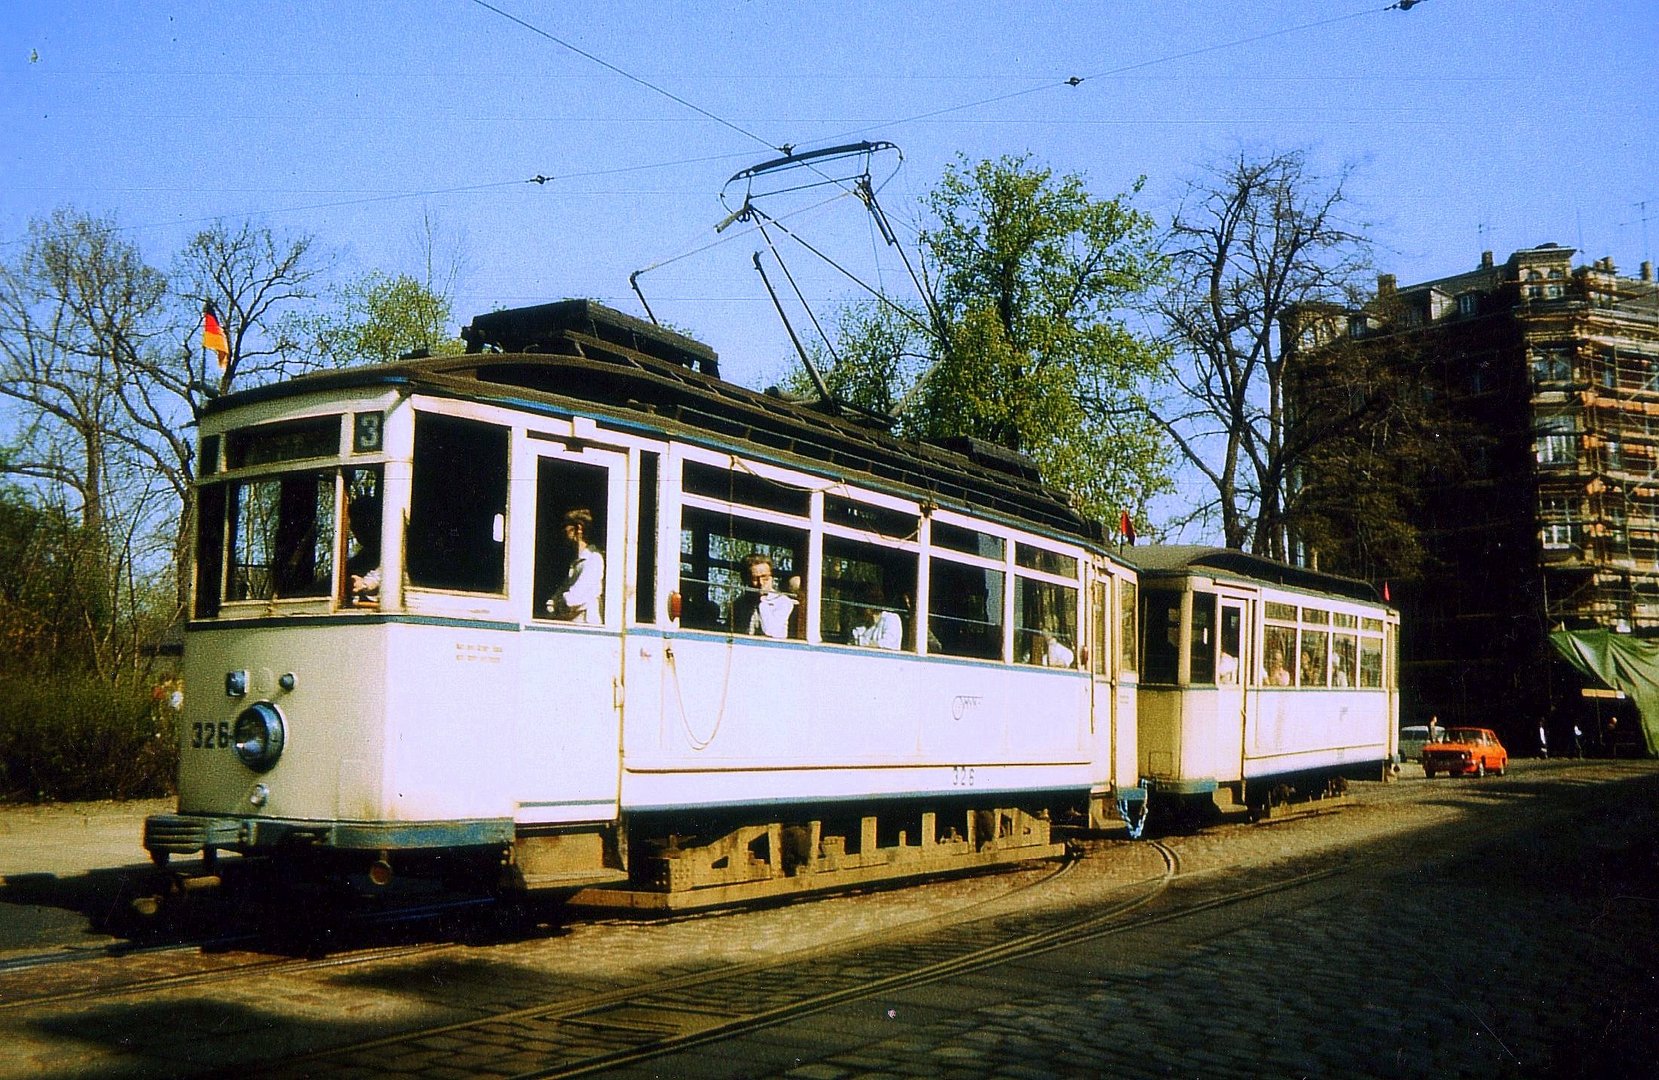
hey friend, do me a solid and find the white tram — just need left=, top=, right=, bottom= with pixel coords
left=145, top=301, right=1144, bottom=906
left=1126, top=546, right=1400, bottom=819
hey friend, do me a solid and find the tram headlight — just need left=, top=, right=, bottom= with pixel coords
left=233, top=702, right=286, bottom=773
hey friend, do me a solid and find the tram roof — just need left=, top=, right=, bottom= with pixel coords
left=1124, top=545, right=1384, bottom=605
left=203, top=300, right=1104, bottom=544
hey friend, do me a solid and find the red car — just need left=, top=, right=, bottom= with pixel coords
left=1422, top=727, right=1508, bottom=778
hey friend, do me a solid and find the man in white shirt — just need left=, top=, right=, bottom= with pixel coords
left=733, top=554, right=796, bottom=639
left=547, top=508, right=603, bottom=624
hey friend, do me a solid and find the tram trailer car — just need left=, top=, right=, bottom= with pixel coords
left=145, top=301, right=1145, bottom=907
left=1127, top=546, right=1400, bottom=821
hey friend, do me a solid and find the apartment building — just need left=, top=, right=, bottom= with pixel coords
left=1291, top=245, right=1659, bottom=752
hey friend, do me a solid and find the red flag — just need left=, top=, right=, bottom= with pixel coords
left=1119, top=510, right=1136, bottom=546
left=201, top=303, right=229, bottom=370
left=1383, top=580, right=1392, bottom=603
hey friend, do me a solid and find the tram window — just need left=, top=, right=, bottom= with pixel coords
left=679, top=507, right=806, bottom=635
left=635, top=452, right=659, bottom=624
left=1118, top=580, right=1138, bottom=673
left=342, top=467, right=384, bottom=607
left=199, top=434, right=221, bottom=477
left=1188, top=593, right=1216, bottom=684
left=1359, top=636, right=1384, bottom=688
left=1332, top=633, right=1358, bottom=687
left=1015, top=578, right=1078, bottom=668
left=822, top=538, right=915, bottom=649
left=407, top=414, right=508, bottom=594
left=532, top=457, right=610, bottom=623
left=1219, top=605, right=1242, bottom=684
left=1092, top=582, right=1110, bottom=676
left=1333, top=612, right=1358, bottom=629
left=1300, top=629, right=1330, bottom=687
left=1362, top=617, right=1383, bottom=633
left=1140, top=589, right=1181, bottom=685
left=225, top=415, right=340, bottom=469
left=194, top=483, right=227, bottom=617
left=1015, top=544, right=1078, bottom=579
left=825, top=495, right=917, bottom=539
left=1302, top=607, right=1330, bottom=625
left=683, top=460, right=810, bottom=516
left=1265, top=601, right=1297, bottom=622
left=932, top=521, right=1005, bottom=561
left=226, top=471, right=336, bottom=601
left=1264, top=624, right=1296, bottom=686
left=928, top=560, right=1005, bottom=661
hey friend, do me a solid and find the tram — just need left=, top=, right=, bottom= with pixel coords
left=144, top=300, right=1145, bottom=907
left=1127, top=546, right=1400, bottom=820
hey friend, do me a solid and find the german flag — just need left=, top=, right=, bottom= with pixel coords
left=201, top=302, right=229, bottom=370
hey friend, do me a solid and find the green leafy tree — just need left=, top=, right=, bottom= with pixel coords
left=286, top=271, right=463, bottom=368
left=808, top=154, right=1171, bottom=525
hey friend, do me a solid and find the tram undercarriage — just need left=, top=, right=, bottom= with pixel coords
left=555, top=801, right=1066, bottom=912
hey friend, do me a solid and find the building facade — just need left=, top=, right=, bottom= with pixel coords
left=1292, top=245, right=1659, bottom=751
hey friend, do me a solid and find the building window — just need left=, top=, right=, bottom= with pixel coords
left=1531, top=348, right=1572, bottom=384
left=1456, top=292, right=1479, bottom=317
left=1534, top=415, right=1577, bottom=468
left=1540, top=495, right=1575, bottom=551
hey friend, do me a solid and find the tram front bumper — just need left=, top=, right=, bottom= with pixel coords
left=142, top=812, right=516, bottom=859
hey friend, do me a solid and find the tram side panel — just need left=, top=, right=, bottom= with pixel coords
left=1244, top=686, right=1392, bottom=784
left=619, top=635, right=1092, bottom=813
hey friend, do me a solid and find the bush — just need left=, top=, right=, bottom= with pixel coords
left=0, top=674, right=179, bottom=802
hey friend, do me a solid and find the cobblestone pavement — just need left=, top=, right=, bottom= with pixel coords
left=1, top=762, right=1655, bottom=1079
left=611, top=762, right=1659, bottom=1079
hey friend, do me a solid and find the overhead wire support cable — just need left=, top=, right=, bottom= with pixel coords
left=467, top=0, right=786, bottom=154
left=792, top=2, right=1395, bottom=155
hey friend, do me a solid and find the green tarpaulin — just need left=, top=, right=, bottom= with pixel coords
left=1549, top=629, right=1659, bottom=756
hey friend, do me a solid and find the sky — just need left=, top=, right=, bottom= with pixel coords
left=3, top=1, right=1656, bottom=528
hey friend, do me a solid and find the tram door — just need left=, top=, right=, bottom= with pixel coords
left=1217, top=599, right=1248, bottom=763
left=514, top=443, right=629, bottom=824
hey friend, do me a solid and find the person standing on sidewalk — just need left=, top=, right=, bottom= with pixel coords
left=1538, top=722, right=1549, bottom=759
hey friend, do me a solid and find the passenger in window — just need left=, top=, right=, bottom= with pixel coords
left=849, top=583, right=903, bottom=650
left=546, top=508, right=603, bottom=624
left=786, top=574, right=808, bottom=638
left=346, top=493, right=382, bottom=605
left=1267, top=649, right=1293, bottom=686
left=1030, top=632, right=1075, bottom=668
left=1218, top=650, right=1239, bottom=684
left=732, top=553, right=795, bottom=639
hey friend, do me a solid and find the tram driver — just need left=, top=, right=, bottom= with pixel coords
left=733, top=553, right=796, bottom=639
left=546, top=508, right=604, bottom=624
left=346, top=492, right=382, bottom=605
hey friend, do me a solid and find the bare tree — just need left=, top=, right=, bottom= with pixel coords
left=1152, top=149, right=1371, bottom=557
left=0, top=209, right=174, bottom=673
left=134, top=221, right=328, bottom=603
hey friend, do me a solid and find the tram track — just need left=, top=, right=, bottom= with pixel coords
left=0, top=844, right=1088, bottom=1016
left=252, top=841, right=1185, bottom=1079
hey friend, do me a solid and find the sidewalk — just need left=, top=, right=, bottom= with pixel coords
left=0, top=798, right=170, bottom=879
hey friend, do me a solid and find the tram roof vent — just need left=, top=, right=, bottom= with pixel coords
left=928, top=435, right=1043, bottom=483
left=461, top=299, right=720, bottom=377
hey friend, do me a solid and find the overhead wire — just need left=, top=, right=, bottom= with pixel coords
left=795, top=4, right=1397, bottom=153
left=466, top=0, right=782, bottom=154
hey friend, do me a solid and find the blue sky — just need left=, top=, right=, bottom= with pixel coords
left=4, top=1, right=1656, bottom=395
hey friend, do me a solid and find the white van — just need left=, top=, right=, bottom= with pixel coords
left=1399, top=725, right=1434, bottom=762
